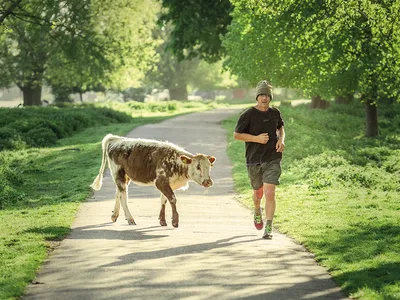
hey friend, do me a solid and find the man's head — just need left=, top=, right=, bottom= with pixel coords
left=255, top=80, right=273, bottom=101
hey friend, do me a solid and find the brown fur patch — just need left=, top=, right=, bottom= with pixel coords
left=115, top=168, right=127, bottom=191
left=108, top=141, right=189, bottom=185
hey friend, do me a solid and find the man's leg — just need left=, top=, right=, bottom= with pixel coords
left=263, top=183, right=276, bottom=220
left=263, top=183, right=276, bottom=239
left=253, top=187, right=263, bottom=211
left=253, top=187, right=263, bottom=230
left=247, top=165, right=264, bottom=230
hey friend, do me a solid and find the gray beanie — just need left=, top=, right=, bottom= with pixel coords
left=255, top=80, right=273, bottom=100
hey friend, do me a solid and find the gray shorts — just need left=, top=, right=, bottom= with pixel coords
left=247, top=159, right=282, bottom=189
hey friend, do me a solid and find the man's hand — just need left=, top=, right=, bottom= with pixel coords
left=276, top=139, right=285, bottom=152
left=256, top=133, right=269, bottom=144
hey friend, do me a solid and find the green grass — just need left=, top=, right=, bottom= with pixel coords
left=223, top=101, right=400, bottom=300
left=0, top=100, right=222, bottom=300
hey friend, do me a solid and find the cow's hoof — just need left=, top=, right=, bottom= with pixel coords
left=128, top=219, right=136, bottom=225
left=111, top=215, right=118, bottom=222
left=172, top=223, right=179, bottom=228
left=160, top=220, right=168, bottom=226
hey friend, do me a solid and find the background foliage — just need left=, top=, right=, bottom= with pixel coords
left=159, top=0, right=232, bottom=62
left=0, top=0, right=160, bottom=105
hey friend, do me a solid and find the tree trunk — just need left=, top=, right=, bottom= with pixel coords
left=79, top=92, right=83, bottom=102
left=311, top=95, right=330, bottom=109
left=365, top=98, right=378, bottom=137
left=169, top=86, right=188, bottom=100
left=22, top=85, right=42, bottom=106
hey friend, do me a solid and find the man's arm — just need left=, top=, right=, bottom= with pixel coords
left=275, top=126, right=285, bottom=152
left=233, top=132, right=269, bottom=144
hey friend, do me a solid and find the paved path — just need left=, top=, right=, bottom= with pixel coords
left=24, top=108, right=348, bottom=300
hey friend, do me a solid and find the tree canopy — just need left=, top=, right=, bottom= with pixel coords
left=159, top=0, right=233, bottom=62
left=222, top=0, right=400, bottom=136
left=0, top=0, right=160, bottom=105
left=144, top=24, right=239, bottom=100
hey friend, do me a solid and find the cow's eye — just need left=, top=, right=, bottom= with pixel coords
left=197, top=164, right=201, bottom=170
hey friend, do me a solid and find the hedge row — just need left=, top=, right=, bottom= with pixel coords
left=0, top=104, right=132, bottom=151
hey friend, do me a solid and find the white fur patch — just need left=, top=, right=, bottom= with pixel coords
left=131, top=180, right=155, bottom=186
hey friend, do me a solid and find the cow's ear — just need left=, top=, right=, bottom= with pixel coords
left=208, top=156, right=216, bottom=165
left=180, top=155, right=192, bottom=164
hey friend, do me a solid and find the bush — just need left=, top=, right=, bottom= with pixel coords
left=167, top=102, right=178, bottom=111
left=0, top=105, right=134, bottom=151
left=25, top=127, right=58, bottom=148
left=0, top=128, right=24, bottom=151
left=127, top=101, right=146, bottom=110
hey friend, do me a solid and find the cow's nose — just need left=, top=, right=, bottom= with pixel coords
left=202, top=179, right=213, bottom=187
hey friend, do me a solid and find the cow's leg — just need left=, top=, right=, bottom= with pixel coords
left=109, top=162, right=122, bottom=223
left=119, top=183, right=135, bottom=225
left=111, top=187, right=121, bottom=222
left=114, top=168, right=136, bottom=225
left=159, top=194, right=168, bottom=226
left=155, top=177, right=179, bottom=228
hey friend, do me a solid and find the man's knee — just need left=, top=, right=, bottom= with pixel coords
left=254, top=187, right=263, bottom=200
left=263, top=184, right=276, bottom=199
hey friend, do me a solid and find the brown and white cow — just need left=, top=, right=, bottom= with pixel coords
left=90, top=134, right=216, bottom=228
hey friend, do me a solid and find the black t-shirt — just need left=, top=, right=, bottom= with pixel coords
left=235, top=106, right=284, bottom=166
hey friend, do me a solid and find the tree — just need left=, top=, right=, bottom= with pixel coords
left=144, top=25, right=199, bottom=100
left=46, top=0, right=160, bottom=102
left=0, top=0, right=23, bottom=24
left=223, top=0, right=400, bottom=137
left=0, top=0, right=160, bottom=106
left=159, top=0, right=233, bottom=62
left=145, top=24, right=239, bottom=100
left=188, top=60, right=239, bottom=98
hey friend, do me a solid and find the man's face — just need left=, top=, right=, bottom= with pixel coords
left=256, top=94, right=271, bottom=108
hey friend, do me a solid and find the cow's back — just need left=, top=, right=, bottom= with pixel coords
left=107, top=138, right=189, bottom=185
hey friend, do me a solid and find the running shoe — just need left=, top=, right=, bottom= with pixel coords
left=262, top=224, right=273, bottom=239
left=253, top=213, right=263, bottom=230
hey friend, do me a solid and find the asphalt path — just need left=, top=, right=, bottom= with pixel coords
left=24, top=108, right=348, bottom=300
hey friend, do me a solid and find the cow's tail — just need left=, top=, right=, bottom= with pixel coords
left=90, top=134, right=114, bottom=190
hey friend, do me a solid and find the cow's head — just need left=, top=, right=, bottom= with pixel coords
left=180, top=154, right=216, bottom=188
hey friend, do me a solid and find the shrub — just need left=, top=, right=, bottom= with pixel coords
left=0, top=105, right=134, bottom=151
left=336, top=166, right=375, bottom=188
left=128, top=101, right=146, bottom=110
left=0, top=128, right=23, bottom=151
left=167, top=102, right=177, bottom=111
left=25, top=127, right=58, bottom=148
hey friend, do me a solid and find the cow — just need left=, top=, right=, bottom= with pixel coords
left=90, top=134, right=216, bottom=228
